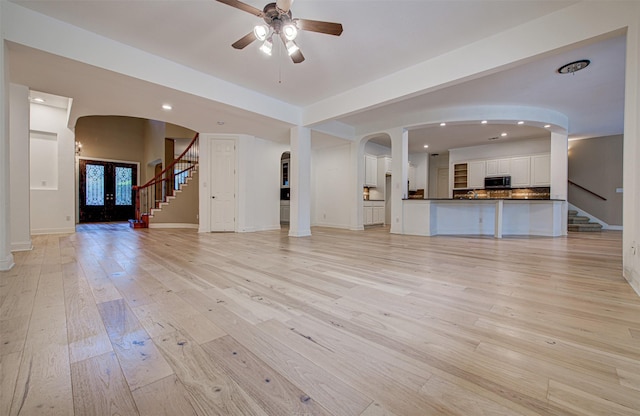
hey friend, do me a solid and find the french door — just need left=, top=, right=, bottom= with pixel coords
left=79, top=159, right=137, bottom=222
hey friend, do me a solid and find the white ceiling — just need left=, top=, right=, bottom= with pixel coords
left=7, top=0, right=626, bottom=154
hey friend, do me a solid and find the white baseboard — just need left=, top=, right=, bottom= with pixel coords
left=149, top=223, right=199, bottom=229
left=0, top=253, right=15, bottom=271
left=288, top=229, right=311, bottom=237
left=11, top=240, right=33, bottom=252
left=31, top=227, right=75, bottom=235
left=311, top=221, right=352, bottom=230
left=624, top=266, right=640, bottom=297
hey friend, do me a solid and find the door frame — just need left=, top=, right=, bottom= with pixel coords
left=76, top=157, right=140, bottom=224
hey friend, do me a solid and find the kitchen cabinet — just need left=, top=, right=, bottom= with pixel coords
left=468, top=160, right=486, bottom=189
left=364, top=154, right=378, bottom=187
left=363, top=201, right=385, bottom=225
left=281, top=159, right=290, bottom=188
left=453, top=163, right=468, bottom=189
left=510, top=156, right=531, bottom=187
left=486, top=158, right=511, bottom=176
left=383, top=156, right=392, bottom=175
left=408, top=163, right=417, bottom=191
left=280, top=201, right=290, bottom=223
left=531, top=154, right=551, bottom=186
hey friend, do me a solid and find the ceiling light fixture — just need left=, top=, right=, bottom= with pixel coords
left=517, top=121, right=524, bottom=125
left=259, top=37, right=273, bottom=56
left=32, top=97, right=45, bottom=103
left=481, top=120, right=488, bottom=124
left=162, top=104, right=172, bottom=110
left=501, top=132, right=508, bottom=137
left=286, top=40, right=299, bottom=56
left=283, top=23, right=298, bottom=41
left=440, top=122, right=446, bottom=127
left=544, top=124, right=551, bottom=128
left=557, top=59, right=590, bottom=75
left=423, top=145, right=429, bottom=148
left=254, top=24, right=269, bottom=41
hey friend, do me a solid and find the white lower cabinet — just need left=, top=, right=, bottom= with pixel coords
left=280, top=201, right=290, bottom=223
left=364, top=201, right=385, bottom=225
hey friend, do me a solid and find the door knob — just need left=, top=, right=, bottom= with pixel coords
left=212, top=196, right=216, bottom=199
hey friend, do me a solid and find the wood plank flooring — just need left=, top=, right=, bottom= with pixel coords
left=1, top=224, right=639, bottom=415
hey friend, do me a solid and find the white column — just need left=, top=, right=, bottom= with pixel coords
left=10, top=84, right=32, bottom=251
left=0, top=42, right=15, bottom=270
left=550, top=130, right=568, bottom=236
left=390, top=128, right=408, bottom=234
left=289, top=126, right=311, bottom=237
left=350, top=140, right=364, bottom=230
left=623, top=16, right=640, bottom=296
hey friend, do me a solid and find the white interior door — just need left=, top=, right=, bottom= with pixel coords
left=210, top=139, right=235, bottom=231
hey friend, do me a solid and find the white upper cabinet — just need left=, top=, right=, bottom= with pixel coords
left=531, top=154, right=551, bottom=186
left=364, top=154, right=378, bottom=187
left=383, top=156, right=392, bottom=175
left=486, top=158, right=511, bottom=176
left=468, top=160, right=486, bottom=189
left=510, top=156, right=531, bottom=187
left=408, top=163, right=417, bottom=191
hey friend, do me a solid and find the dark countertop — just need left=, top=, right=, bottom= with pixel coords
left=404, top=198, right=565, bottom=201
left=364, top=199, right=385, bottom=201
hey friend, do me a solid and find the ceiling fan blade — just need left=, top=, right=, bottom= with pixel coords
left=295, top=18, right=343, bottom=36
left=276, top=0, right=293, bottom=13
left=216, top=0, right=263, bottom=17
left=290, top=48, right=305, bottom=64
left=232, top=31, right=258, bottom=49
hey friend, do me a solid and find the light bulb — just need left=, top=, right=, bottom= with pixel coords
left=286, top=40, right=299, bottom=56
left=260, top=38, right=273, bottom=56
left=253, top=25, right=269, bottom=41
left=283, top=24, right=298, bottom=40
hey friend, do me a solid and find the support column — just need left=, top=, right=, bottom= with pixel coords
left=289, top=126, right=311, bottom=237
left=550, top=130, right=569, bottom=236
left=0, top=42, right=15, bottom=270
left=10, top=84, right=32, bottom=251
left=390, top=128, right=408, bottom=234
left=349, top=140, right=364, bottom=230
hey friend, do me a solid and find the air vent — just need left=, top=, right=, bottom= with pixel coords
left=488, top=136, right=500, bottom=141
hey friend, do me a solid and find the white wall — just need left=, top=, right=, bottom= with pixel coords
left=9, top=84, right=31, bottom=251
left=29, top=103, right=75, bottom=234
left=428, top=153, right=450, bottom=198
left=0, top=41, right=15, bottom=270
left=238, top=136, right=285, bottom=232
left=312, top=143, right=352, bottom=229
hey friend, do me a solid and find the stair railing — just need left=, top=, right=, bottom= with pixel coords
left=568, top=179, right=607, bottom=201
left=133, top=133, right=199, bottom=225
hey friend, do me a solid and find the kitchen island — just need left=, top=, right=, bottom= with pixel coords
left=402, top=198, right=566, bottom=238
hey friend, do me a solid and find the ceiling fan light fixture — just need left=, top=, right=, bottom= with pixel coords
left=286, top=40, right=299, bottom=56
left=259, top=38, right=273, bottom=56
left=253, top=24, right=269, bottom=41
left=283, top=23, right=298, bottom=40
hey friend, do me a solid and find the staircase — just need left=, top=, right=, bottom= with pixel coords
left=568, top=210, right=603, bottom=232
left=130, top=133, right=199, bottom=228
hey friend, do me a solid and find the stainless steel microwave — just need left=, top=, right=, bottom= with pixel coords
left=484, top=175, right=511, bottom=189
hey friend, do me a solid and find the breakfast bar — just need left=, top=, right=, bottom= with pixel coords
left=402, top=198, right=566, bottom=238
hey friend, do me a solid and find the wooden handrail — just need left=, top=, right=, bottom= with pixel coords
left=132, top=132, right=199, bottom=225
left=568, top=179, right=607, bottom=201
left=135, top=132, right=199, bottom=191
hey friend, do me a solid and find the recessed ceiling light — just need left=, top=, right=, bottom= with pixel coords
left=481, top=120, right=488, bottom=124
left=501, top=132, right=508, bottom=137
left=32, top=97, right=45, bottom=103
left=440, top=122, right=446, bottom=127
left=517, top=121, right=524, bottom=125
left=423, top=145, right=429, bottom=148
left=162, top=104, right=172, bottom=110
left=544, top=124, right=551, bottom=128
left=557, top=59, right=590, bottom=74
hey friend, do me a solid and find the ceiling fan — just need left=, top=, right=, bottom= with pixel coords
left=216, top=0, right=343, bottom=63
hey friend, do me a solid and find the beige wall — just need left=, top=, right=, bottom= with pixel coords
left=568, top=135, right=623, bottom=226
left=75, top=116, right=145, bottom=165
left=149, top=169, right=199, bottom=225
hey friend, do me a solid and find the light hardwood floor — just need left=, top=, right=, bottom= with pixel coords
left=1, top=224, right=639, bottom=415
